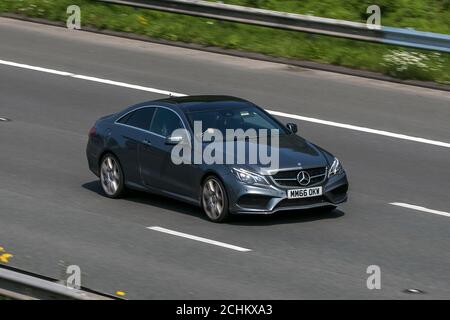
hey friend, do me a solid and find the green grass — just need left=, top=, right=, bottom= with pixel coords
left=0, top=0, right=449, bottom=84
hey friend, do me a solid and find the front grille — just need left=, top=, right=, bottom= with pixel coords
left=271, top=167, right=327, bottom=187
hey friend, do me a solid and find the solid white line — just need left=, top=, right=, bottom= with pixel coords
left=267, top=110, right=450, bottom=148
left=147, top=226, right=252, bottom=252
left=390, top=202, right=450, bottom=218
left=1, top=58, right=449, bottom=148
left=0, top=59, right=186, bottom=97
left=72, top=74, right=186, bottom=96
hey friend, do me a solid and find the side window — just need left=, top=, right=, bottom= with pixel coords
left=117, top=112, right=133, bottom=124
left=118, top=107, right=155, bottom=130
left=150, top=108, right=183, bottom=137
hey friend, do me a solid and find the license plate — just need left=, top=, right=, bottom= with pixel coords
left=287, top=187, right=322, bottom=199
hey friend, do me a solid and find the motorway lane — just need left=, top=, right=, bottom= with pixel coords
left=0, top=18, right=450, bottom=299
left=1, top=18, right=450, bottom=142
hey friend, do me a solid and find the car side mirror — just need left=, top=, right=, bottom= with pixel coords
left=286, top=123, right=298, bottom=134
left=165, top=135, right=184, bottom=145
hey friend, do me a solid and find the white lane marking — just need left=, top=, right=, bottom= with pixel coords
left=72, top=74, right=186, bottom=96
left=390, top=202, right=450, bottom=218
left=147, top=226, right=252, bottom=252
left=1, top=58, right=449, bottom=149
left=0, top=59, right=186, bottom=97
left=267, top=110, right=450, bottom=148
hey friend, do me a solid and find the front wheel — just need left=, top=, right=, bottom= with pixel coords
left=201, top=176, right=229, bottom=223
left=100, top=154, right=125, bottom=198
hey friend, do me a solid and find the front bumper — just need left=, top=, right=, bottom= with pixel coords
left=227, top=172, right=348, bottom=214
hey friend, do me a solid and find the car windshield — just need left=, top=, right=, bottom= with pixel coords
left=185, top=105, right=289, bottom=139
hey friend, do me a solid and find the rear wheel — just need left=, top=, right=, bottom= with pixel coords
left=100, top=154, right=125, bottom=198
left=202, top=176, right=229, bottom=223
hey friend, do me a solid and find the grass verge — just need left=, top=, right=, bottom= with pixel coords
left=0, top=0, right=449, bottom=84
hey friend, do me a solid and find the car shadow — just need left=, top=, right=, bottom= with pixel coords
left=82, top=180, right=345, bottom=226
left=82, top=180, right=208, bottom=220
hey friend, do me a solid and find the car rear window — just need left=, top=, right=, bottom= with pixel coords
left=117, top=107, right=155, bottom=130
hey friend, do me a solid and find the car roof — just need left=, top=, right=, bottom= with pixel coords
left=117, top=96, right=256, bottom=119
left=153, top=95, right=254, bottom=113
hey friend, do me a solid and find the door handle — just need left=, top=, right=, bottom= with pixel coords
left=142, top=139, right=152, bottom=146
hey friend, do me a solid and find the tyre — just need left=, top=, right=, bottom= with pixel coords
left=201, top=176, right=229, bottom=222
left=100, top=154, right=125, bottom=198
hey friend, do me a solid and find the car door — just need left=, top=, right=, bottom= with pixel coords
left=139, top=107, right=197, bottom=199
left=114, top=107, right=156, bottom=185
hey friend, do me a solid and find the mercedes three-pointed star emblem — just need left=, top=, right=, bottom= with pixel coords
left=297, top=171, right=311, bottom=186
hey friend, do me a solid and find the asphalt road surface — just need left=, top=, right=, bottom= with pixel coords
left=1, top=17, right=449, bottom=299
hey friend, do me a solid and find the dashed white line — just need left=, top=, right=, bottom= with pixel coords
left=390, top=202, right=450, bottom=218
left=1, top=58, right=450, bottom=149
left=147, top=226, right=252, bottom=252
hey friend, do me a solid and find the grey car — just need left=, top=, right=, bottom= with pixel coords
left=86, top=96, right=348, bottom=222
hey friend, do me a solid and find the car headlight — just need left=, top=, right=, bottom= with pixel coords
left=231, top=168, right=269, bottom=186
left=328, top=157, right=344, bottom=177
